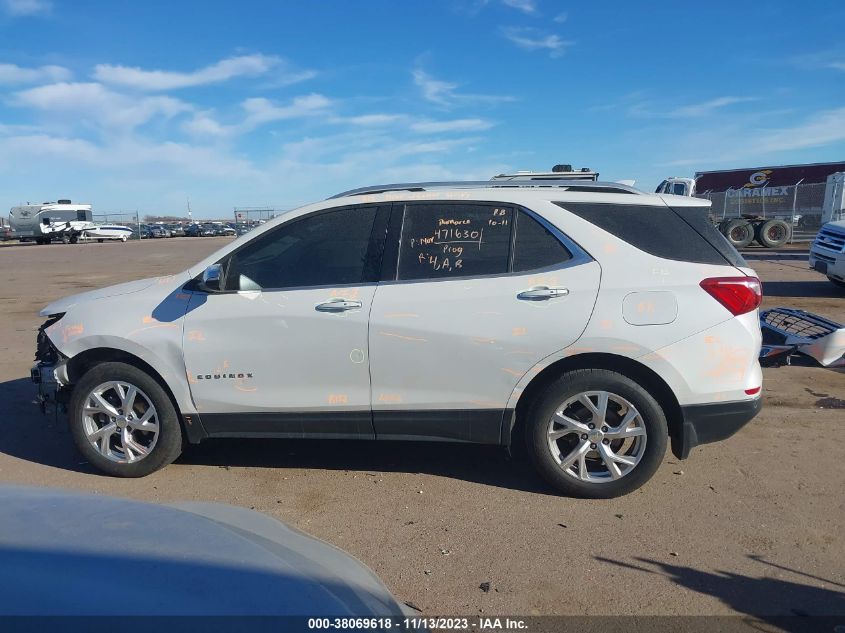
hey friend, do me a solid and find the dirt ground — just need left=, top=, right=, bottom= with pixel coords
left=0, top=238, right=843, bottom=618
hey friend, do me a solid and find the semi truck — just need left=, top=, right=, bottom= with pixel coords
left=9, top=200, right=93, bottom=244
left=657, top=161, right=845, bottom=248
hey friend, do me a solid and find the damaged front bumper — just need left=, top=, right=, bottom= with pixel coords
left=31, top=360, right=71, bottom=413
left=32, top=314, right=71, bottom=414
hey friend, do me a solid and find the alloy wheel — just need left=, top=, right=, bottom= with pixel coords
left=546, top=391, right=647, bottom=483
left=81, top=381, right=160, bottom=463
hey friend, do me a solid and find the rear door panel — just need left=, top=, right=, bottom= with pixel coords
left=368, top=201, right=601, bottom=439
left=369, top=263, right=601, bottom=412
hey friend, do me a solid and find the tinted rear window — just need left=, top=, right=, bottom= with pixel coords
left=512, top=210, right=572, bottom=272
left=555, top=202, right=742, bottom=266
left=671, top=205, right=747, bottom=267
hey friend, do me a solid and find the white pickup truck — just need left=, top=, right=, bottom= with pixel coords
left=809, top=220, right=845, bottom=288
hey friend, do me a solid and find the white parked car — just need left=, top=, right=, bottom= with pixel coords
left=32, top=180, right=763, bottom=498
left=809, top=220, right=845, bottom=288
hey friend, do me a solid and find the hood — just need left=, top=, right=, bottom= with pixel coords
left=39, top=276, right=165, bottom=316
left=0, top=486, right=406, bottom=616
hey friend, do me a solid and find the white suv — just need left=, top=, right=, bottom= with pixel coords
left=32, top=181, right=763, bottom=498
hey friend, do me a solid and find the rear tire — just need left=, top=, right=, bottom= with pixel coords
left=722, top=219, right=754, bottom=248
left=68, top=362, right=183, bottom=477
left=524, top=369, right=667, bottom=498
left=755, top=219, right=790, bottom=248
left=97, top=239, right=104, bottom=243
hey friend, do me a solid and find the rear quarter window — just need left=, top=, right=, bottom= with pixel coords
left=671, top=205, right=747, bottom=268
left=555, top=202, right=743, bottom=266
left=512, top=210, right=572, bottom=272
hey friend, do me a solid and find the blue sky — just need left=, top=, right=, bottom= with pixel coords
left=1, top=0, right=844, bottom=218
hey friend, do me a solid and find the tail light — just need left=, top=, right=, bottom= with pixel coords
left=700, top=276, right=762, bottom=316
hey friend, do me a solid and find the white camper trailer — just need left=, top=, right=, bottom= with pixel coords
left=9, top=200, right=93, bottom=244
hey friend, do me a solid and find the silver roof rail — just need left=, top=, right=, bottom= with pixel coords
left=329, top=180, right=642, bottom=199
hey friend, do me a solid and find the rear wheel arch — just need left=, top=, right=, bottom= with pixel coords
left=510, top=352, right=683, bottom=457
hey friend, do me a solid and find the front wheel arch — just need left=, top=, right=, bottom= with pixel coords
left=66, top=348, right=205, bottom=444
left=510, top=352, right=684, bottom=458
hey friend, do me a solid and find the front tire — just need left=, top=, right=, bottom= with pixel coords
left=68, top=362, right=183, bottom=477
left=828, top=276, right=845, bottom=289
left=525, top=369, right=667, bottom=498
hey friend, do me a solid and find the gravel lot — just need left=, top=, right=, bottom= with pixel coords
left=0, top=238, right=843, bottom=618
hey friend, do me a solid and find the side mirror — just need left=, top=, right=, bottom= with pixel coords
left=200, top=263, right=222, bottom=292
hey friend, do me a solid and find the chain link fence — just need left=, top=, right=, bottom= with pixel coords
left=91, top=210, right=142, bottom=240
left=698, top=182, right=826, bottom=243
left=233, top=206, right=286, bottom=234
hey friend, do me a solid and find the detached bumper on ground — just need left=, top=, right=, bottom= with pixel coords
left=674, top=397, right=762, bottom=459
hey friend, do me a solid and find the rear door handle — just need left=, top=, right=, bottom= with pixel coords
left=315, top=298, right=363, bottom=312
left=517, top=286, right=569, bottom=301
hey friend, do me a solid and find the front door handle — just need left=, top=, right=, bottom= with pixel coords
left=517, top=286, right=569, bottom=301
left=315, top=298, right=363, bottom=312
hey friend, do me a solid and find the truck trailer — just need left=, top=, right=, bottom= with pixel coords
left=657, top=161, right=845, bottom=248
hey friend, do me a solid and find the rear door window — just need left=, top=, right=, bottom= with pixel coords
left=396, top=204, right=513, bottom=280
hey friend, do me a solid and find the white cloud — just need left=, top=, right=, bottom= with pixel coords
left=14, top=82, right=191, bottom=129
left=657, top=107, right=845, bottom=167
left=331, top=113, right=406, bottom=126
left=182, top=112, right=229, bottom=138
left=0, top=122, right=37, bottom=135
left=790, top=50, right=845, bottom=72
left=94, top=54, right=289, bottom=91
left=0, top=121, right=503, bottom=214
left=0, top=55, right=509, bottom=214
left=501, top=0, right=536, bottom=14
left=182, top=94, right=332, bottom=138
left=241, top=94, right=331, bottom=128
left=624, top=95, right=757, bottom=118
left=410, top=118, right=493, bottom=133
left=668, top=96, right=757, bottom=118
left=0, top=63, right=70, bottom=84
left=755, top=106, right=845, bottom=153
left=0, top=133, right=257, bottom=180
left=412, top=68, right=515, bottom=107
left=261, top=69, right=318, bottom=87
left=502, top=27, right=572, bottom=57
left=553, top=12, right=567, bottom=23
left=394, top=138, right=479, bottom=156
left=412, top=69, right=458, bottom=107
left=2, top=0, right=51, bottom=15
